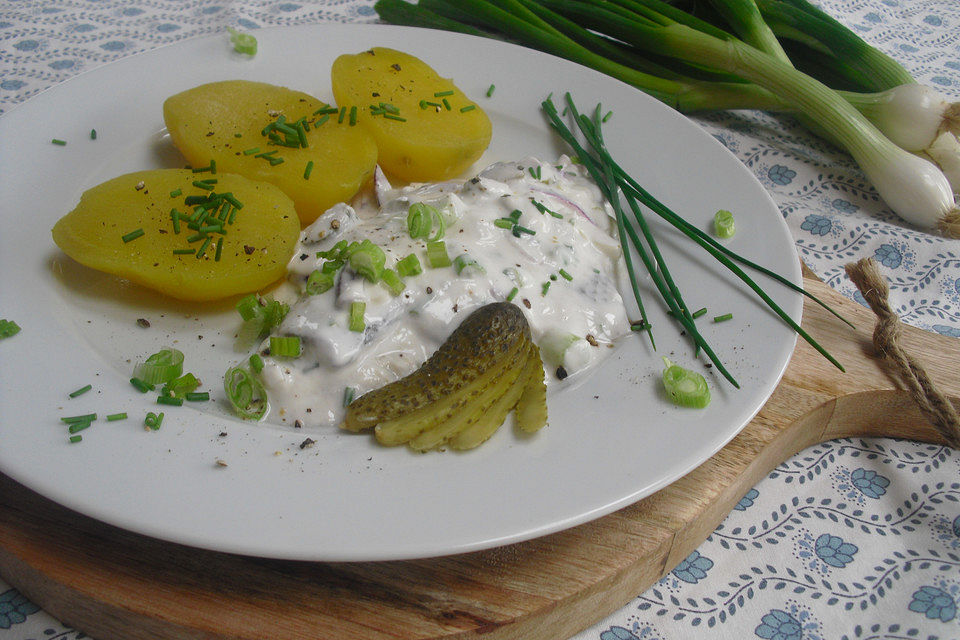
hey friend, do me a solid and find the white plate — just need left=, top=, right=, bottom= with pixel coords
left=0, top=24, right=800, bottom=561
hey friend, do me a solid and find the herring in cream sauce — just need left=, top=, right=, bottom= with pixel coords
left=259, top=156, right=630, bottom=427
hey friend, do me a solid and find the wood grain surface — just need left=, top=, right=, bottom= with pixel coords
left=1, top=271, right=958, bottom=640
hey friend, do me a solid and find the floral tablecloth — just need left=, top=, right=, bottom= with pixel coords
left=1, top=1, right=959, bottom=639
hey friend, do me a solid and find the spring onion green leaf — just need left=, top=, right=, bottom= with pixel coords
left=349, top=301, right=366, bottom=333
left=227, top=27, right=257, bottom=56
left=396, top=253, right=423, bottom=278
left=661, top=357, right=711, bottom=408
left=224, top=366, right=268, bottom=420
left=134, top=348, right=184, bottom=385
left=306, top=269, right=336, bottom=295
left=713, top=209, right=736, bottom=238
left=426, top=240, right=451, bottom=268
left=270, top=336, right=302, bottom=358
left=381, top=268, right=406, bottom=296
left=348, top=239, right=387, bottom=282
left=453, top=253, right=484, bottom=275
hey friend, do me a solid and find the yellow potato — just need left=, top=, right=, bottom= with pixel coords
left=331, top=47, right=492, bottom=182
left=163, top=80, right=378, bottom=225
left=52, top=169, right=300, bottom=301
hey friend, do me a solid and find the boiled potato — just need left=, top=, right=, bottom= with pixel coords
left=52, top=169, right=299, bottom=301
left=163, top=80, right=378, bottom=225
left=331, top=47, right=492, bottom=182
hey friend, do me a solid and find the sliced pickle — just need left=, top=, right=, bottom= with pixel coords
left=343, top=302, right=530, bottom=431
left=515, top=343, right=548, bottom=433
left=407, top=345, right=531, bottom=451
left=374, top=339, right=529, bottom=446
left=448, top=348, right=540, bottom=450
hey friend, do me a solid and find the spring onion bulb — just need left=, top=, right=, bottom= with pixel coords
left=852, top=84, right=960, bottom=152
left=925, top=131, right=960, bottom=197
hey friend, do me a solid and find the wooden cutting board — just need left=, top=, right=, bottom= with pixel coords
left=1, top=268, right=957, bottom=640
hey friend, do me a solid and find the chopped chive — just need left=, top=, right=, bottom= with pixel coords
left=313, top=114, right=330, bottom=128
left=223, top=193, right=243, bottom=209
left=192, top=163, right=214, bottom=173
left=68, top=420, right=93, bottom=434
left=249, top=353, right=264, bottom=373
left=442, top=98, right=451, bottom=110
left=214, top=237, right=224, bottom=262
left=692, top=307, right=708, bottom=319
left=61, top=413, right=97, bottom=424
left=513, top=225, right=536, bottom=236
left=196, top=236, right=213, bottom=258
left=51, top=138, right=67, bottom=146
left=509, top=209, right=522, bottom=221
left=157, top=395, right=184, bottom=406
left=170, top=188, right=182, bottom=197
left=90, top=129, right=97, bottom=140
left=559, top=269, right=573, bottom=281
left=541, top=281, right=551, bottom=296
left=0, top=319, right=20, bottom=339
left=254, top=150, right=278, bottom=158
left=713, top=313, right=733, bottom=323
left=192, top=180, right=215, bottom=190
left=144, top=411, right=164, bottom=430
left=383, top=113, right=407, bottom=122
left=130, top=377, right=154, bottom=393
left=106, top=412, right=128, bottom=421
left=419, top=100, right=441, bottom=109
left=185, top=391, right=210, bottom=402
left=69, top=435, right=83, bottom=443
left=68, top=384, right=92, bottom=398
left=122, top=228, right=145, bottom=243
left=434, top=90, right=454, bottom=97
left=459, top=105, right=476, bottom=113
left=507, top=286, right=519, bottom=302
left=243, top=147, right=261, bottom=155
left=186, top=232, right=206, bottom=243
left=172, top=248, right=195, bottom=255
left=313, top=106, right=339, bottom=115
left=486, top=84, right=495, bottom=97
left=349, top=105, right=358, bottom=126
left=268, top=157, right=285, bottom=166
left=602, top=110, right=613, bottom=122
left=494, top=218, right=515, bottom=229
left=304, top=160, right=314, bottom=180
left=338, top=106, right=347, bottom=123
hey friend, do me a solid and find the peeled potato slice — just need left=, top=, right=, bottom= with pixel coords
left=331, top=47, right=492, bottom=182
left=343, top=302, right=530, bottom=432
left=51, top=169, right=299, bottom=301
left=163, top=80, right=378, bottom=225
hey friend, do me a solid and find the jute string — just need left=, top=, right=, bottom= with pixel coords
left=844, top=257, right=960, bottom=448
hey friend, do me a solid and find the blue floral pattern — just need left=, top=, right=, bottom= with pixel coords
left=1, top=2, right=959, bottom=640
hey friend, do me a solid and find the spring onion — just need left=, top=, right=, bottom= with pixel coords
left=661, top=357, right=711, bottom=408
left=235, top=294, right=288, bottom=338
left=349, top=301, right=366, bottom=332
left=426, top=240, right=452, bottom=268
left=452, top=254, right=484, bottom=276
left=347, top=239, right=386, bottom=282
left=406, top=202, right=445, bottom=240
left=396, top=253, right=423, bottom=277
left=306, top=269, right=336, bottom=295
left=223, top=366, right=268, bottom=420
left=713, top=209, right=736, bottom=238
left=163, top=372, right=200, bottom=398
left=144, top=411, right=164, bottom=430
left=227, top=27, right=257, bottom=56
left=134, top=348, right=184, bottom=385
left=249, top=353, right=264, bottom=373
left=377, top=0, right=960, bottom=236
left=381, top=268, right=406, bottom=296
left=270, top=336, right=302, bottom=358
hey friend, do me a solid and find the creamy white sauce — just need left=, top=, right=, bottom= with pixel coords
left=260, top=156, right=630, bottom=428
